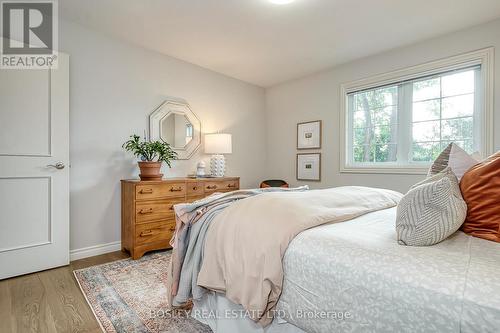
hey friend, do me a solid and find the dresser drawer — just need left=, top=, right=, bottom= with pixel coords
left=136, top=183, right=186, bottom=200
left=204, top=180, right=240, bottom=193
left=187, top=182, right=204, bottom=196
left=222, top=180, right=239, bottom=191
left=204, top=181, right=222, bottom=193
left=135, top=199, right=184, bottom=223
left=135, top=220, right=175, bottom=246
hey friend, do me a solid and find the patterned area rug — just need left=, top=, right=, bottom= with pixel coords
left=74, top=251, right=212, bottom=333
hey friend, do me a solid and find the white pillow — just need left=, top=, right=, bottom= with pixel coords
left=427, top=143, right=479, bottom=181
left=396, top=168, right=467, bottom=246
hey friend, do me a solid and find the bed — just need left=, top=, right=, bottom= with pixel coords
left=170, top=188, right=500, bottom=333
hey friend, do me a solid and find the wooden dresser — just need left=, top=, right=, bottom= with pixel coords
left=121, top=177, right=240, bottom=259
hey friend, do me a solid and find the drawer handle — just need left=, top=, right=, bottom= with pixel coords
left=207, top=185, right=217, bottom=190
left=169, top=205, right=174, bottom=211
left=192, top=186, right=198, bottom=190
left=139, top=189, right=153, bottom=194
left=227, top=184, right=236, bottom=188
left=169, top=226, right=175, bottom=232
left=140, top=230, right=153, bottom=237
left=170, top=187, right=183, bottom=192
left=139, top=208, right=153, bottom=214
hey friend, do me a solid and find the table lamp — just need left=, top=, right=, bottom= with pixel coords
left=204, top=133, right=232, bottom=177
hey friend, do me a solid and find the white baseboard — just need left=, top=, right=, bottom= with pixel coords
left=70, top=241, right=122, bottom=261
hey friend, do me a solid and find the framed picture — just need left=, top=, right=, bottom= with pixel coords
left=297, top=153, right=321, bottom=181
left=297, top=120, right=322, bottom=150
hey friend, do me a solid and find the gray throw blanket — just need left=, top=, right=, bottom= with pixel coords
left=168, top=186, right=308, bottom=307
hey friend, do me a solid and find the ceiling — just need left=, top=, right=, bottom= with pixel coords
left=60, top=0, right=500, bottom=87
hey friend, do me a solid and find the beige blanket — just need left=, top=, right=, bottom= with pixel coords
left=197, top=186, right=402, bottom=326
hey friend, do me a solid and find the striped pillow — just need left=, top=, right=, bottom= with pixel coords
left=396, top=168, right=467, bottom=246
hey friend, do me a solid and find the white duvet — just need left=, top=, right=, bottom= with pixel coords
left=278, top=207, right=500, bottom=333
left=195, top=207, right=500, bottom=333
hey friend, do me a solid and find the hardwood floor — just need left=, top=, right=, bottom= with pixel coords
left=0, top=251, right=130, bottom=333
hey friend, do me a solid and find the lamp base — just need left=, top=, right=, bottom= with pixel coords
left=210, top=154, right=226, bottom=177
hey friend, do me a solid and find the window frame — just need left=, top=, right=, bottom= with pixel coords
left=339, top=48, right=494, bottom=174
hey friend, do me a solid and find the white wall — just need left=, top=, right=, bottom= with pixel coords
left=265, top=19, right=500, bottom=193
left=60, top=20, right=267, bottom=252
left=62, top=17, right=500, bottom=254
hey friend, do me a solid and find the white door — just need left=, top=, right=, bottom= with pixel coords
left=0, top=54, right=69, bottom=279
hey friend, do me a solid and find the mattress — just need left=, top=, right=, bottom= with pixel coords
left=194, top=207, right=500, bottom=333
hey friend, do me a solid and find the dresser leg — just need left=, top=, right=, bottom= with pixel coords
left=121, top=246, right=132, bottom=258
left=132, top=250, right=144, bottom=260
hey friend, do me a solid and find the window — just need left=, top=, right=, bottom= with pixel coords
left=340, top=49, right=493, bottom=174
left=186, top=123, right=193, bottom=139
left=411, top=70, right=476, bottom=162
left=349, top=67, right=478, bottom=164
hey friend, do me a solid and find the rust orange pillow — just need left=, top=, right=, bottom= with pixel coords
left=460, top=151, right=500, bottom=242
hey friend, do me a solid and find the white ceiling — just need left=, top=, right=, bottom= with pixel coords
left=60, top=0, right=500, bottom=87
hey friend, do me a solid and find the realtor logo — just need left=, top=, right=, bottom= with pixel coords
left=1, top=0, right=58, bottom=69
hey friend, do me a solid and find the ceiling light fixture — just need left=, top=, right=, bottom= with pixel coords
left=269, top=0, right=295, bottom=5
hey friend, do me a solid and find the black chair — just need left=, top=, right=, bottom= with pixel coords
left=260, top=179, right=289, bottom=188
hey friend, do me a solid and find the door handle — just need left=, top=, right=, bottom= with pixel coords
left=47, top=162, right=65, bottom=170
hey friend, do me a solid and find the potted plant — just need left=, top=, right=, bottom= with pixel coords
left=122, top=134, right=177, bottom=180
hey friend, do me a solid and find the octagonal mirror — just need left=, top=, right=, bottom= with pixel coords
left=149, top=99, right=201, bottom=160
left=160, top=113, right=193, bottom=149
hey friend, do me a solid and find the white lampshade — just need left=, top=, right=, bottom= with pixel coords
left=205, top=133, right=232, bottom=154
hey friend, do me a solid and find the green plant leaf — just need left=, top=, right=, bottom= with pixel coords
left=122, top=135, right=178, bottom=167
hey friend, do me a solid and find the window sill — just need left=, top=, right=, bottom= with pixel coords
left=340, top=165, right=429, bottom=175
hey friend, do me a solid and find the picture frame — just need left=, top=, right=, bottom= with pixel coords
left=296, top=153, right=321, bottom=181
left=297, top=120, right=322, bottom=150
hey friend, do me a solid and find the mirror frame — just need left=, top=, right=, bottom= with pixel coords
left=149, top=99, right=201, bottom=160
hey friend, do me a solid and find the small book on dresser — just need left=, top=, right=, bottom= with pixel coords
left=121, top=177, right=240, bottom=259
